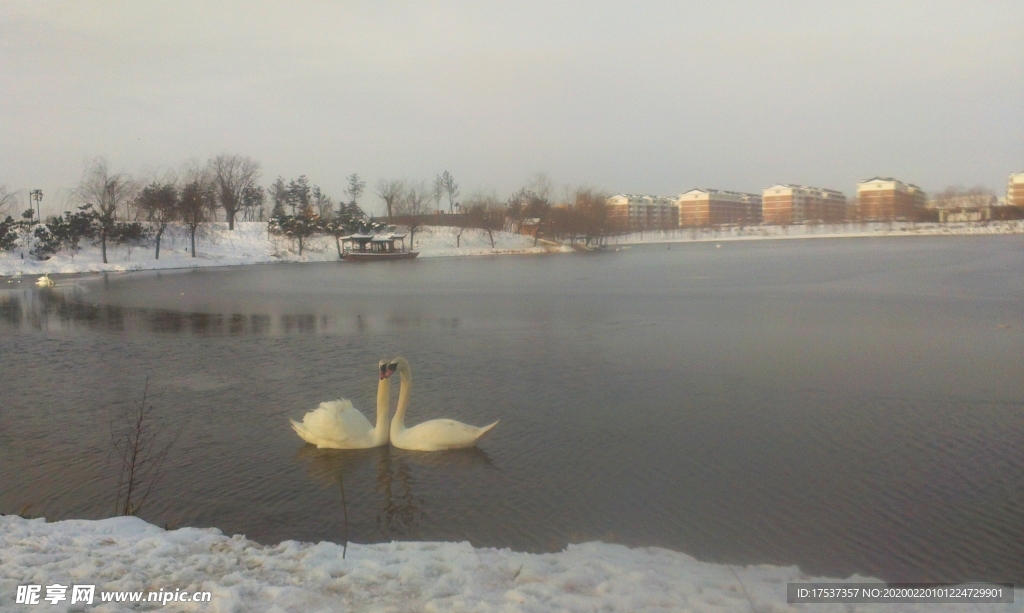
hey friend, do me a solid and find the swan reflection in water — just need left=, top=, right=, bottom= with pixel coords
left=294, top=444, right=493, bottom=541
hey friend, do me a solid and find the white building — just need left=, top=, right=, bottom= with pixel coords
left=606, top=194, right=679, bottom=230
left=1007, top=171, right=1024, bottom=207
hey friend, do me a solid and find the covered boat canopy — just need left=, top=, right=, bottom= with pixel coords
left=341, top=232, right=412, bottom=256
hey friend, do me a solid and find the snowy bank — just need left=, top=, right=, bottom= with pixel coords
left=610, top=220, right=1024, bottom=246
left=3, top=220, right=1020, bottom=279
left=0, top=223, right=564, bottom=278
left=8, top=515, right=1013, bottom=613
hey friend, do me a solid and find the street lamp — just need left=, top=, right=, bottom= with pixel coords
left=30, top=189, right=43, bottom=222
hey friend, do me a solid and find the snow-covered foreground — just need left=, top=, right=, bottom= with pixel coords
left=610, top=220, right=1024, bottom=246
left=3, top=516, right=1016, bottom=613
left=0, top=223, right=563, bottom=278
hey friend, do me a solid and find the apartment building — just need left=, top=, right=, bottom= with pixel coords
left=855, top=177, right=926, bottom=221
left=606, top=194, right=679, bottom=230
left=677, top=189, right=762, bottom=226
left=1007, top=171, right=1024, bottom=207
left=762, top=184, right=847, bottom=224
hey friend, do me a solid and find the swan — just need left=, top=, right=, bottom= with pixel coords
left=384, top=356, right=498, bottom=451
left=290, top=360, right=392, bottom=449
left=36, top=274, right=54, bottom=287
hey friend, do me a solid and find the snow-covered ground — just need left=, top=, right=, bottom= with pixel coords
left=0, top=223, right=563, bottom=278
left=3, top=515, right=1016, bottom=612
left=2, top=220, right=1021, bottom=278
left=610, top=220, right=1024, bottom=246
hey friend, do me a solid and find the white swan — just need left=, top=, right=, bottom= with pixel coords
left=384, top=356, right=498, bottom=451
left=290, top=360, right=392, bottom=449
left=36, top=274, right=54, bottom=287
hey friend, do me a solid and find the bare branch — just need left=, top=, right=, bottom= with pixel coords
left=212, top=154, right=261, bottom=230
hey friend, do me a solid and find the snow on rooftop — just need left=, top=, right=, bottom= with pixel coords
left=9, top=514, right=1001, bottom=613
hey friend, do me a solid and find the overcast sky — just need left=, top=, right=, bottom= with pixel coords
left=2, top=1, right=1023, bottom=216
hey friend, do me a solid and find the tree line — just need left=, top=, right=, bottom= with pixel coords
left=1, top=157, right=628, bottom=261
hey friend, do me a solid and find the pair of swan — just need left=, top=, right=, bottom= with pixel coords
left=289, top=357, right=498, bottom=451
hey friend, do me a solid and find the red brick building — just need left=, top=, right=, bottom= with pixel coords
left=856, top=177, right=926, bottom=221
left=677, top=189, right=762, bottom=226
left=762, top=184, right=847, bottom=225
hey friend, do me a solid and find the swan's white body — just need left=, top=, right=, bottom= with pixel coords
left=36, top=274, right=54, bottom=287
left=290, top=365, right=391, bottom=449
left=387, top=357, right=498, bottom=451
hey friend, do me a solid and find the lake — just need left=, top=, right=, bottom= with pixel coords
left=1, top=236, right=1022, bottom=583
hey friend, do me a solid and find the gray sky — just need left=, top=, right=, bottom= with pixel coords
left=3, top=1, right=1023, bottom=217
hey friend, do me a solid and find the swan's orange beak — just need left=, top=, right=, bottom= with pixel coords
left=382, top=363, right=398, bottom=379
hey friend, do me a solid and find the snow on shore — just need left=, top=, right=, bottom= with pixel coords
left=610, top=220, right=1024, bottom=246
left=2, top=220, right=1021, bottom=279
left=7, top=515, right=1014, bottom=613
left=0, top=223, right=560, bottom=278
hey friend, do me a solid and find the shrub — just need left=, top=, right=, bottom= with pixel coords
left=0, top=216, right=17, bottom=251
left=31, top=225, right=60, bottom=258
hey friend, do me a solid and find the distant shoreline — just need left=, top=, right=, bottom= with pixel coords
left=609, top=220, right=1024, bottom=247
left=1, top=220, right=1021, bottom=278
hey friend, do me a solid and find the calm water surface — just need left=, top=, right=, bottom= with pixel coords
left=2, top=236, right=1022, bottom=583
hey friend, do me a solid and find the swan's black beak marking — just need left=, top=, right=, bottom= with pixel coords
left=379, top=363, right=388, bottom=380
left=383, top=363, right=398, bottom=378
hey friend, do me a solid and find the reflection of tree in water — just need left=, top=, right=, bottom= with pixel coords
left=0, top=288, right=63, bottom=331
left=3, top=285, right=463, bottom=336
left=294, top=444, right=495, bottom=543
left=294, top=445, right=425, bottom=541
left=0, top=292, right=24, bottom=327
left=1, top=285, right=279, bottom=336
left=374, top=450, right=426, bottom=540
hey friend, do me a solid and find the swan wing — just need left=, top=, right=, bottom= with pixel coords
left=398, top=418, right=499, bottom=451
left=291, top=399, right=375, bottom=448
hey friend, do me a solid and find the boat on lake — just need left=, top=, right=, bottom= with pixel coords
left=341, top=233, right=419, bottom=261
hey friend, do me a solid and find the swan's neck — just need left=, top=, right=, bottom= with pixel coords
left=374, top=375, right=391, bottom=440
left=391, top=369, right=411, bottom=437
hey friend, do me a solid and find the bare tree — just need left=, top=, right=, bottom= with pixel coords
left=179, top=165, right=216, bottom=257
left=432, top=175, right=444, bottom=212
left=396, top=181, right=430, bottom=247
left=212, top=154, right=261, bottom=230
left=573, top=188, right=611, bottom=246
left=0, top=186, right=19, bottom=217
left=459, top=188, right=492, bottom=247
left=466, top=197, right=505, bottom=248
left=134, top=181, right=178, bottom=259
left=112, top=378, right=177, bottom=517
left=506, top=186, right=551, bottom=245
left=375, top=178, right=404, bottom=221
left=241, top=185, right=266, bottom=221
left=75, top=158, right=137, bottom=264
left=933, top=185, right=996, bottom=210
left=436, top=170, right=460, bottom=214
left=527, top=172, right=554, bottom=203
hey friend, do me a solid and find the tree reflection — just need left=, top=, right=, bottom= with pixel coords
left=1, top=284, right=460, bottom=336
left=294, top=444, right=493, bottom=542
